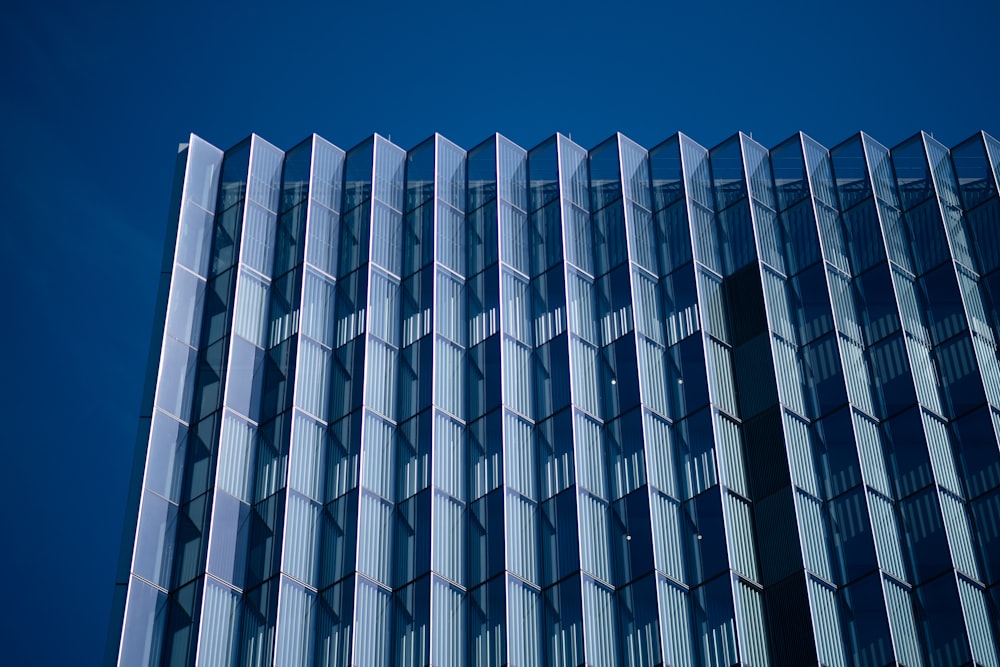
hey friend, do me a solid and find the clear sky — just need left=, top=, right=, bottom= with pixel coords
left=1, top=0, right=997, bottom=663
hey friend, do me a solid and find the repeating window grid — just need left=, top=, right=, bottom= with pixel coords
left=882, top=577, right=923, bottom=667
left=122, top=131, right=1000, bottom=667
left=939, top=490, right=980, bottom=580
left=806, top=577, right=847, bottom=667
left=196, top=144, right=285, bottom=655
left=868, top=491, right=907, bottom=581
left=956, top=576, right=1000, bottom=667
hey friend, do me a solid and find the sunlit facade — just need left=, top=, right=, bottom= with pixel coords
left=109, top=129, right=1000, bottom=666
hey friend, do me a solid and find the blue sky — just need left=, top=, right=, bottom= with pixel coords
left=1, top=0, right=997, bottom=663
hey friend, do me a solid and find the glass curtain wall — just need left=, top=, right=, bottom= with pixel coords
left=113, top=129, right=1000, bottom=667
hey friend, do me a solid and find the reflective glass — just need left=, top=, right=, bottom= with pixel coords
left=119, top=130, right=1000, bottom=667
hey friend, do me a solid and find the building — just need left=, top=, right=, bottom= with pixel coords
left=109, top=129, right=1000, bottom=667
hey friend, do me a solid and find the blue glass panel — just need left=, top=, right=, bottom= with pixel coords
left=831, top=135, right=871, bottom=211
left=620, top=135, right=651, bottom=210
left=543, top=576, right=584, bottom=667
left=650, top=136, right=683, bottom=212
left=467, top=136, right=497, bottom=212
left=133, top=490, right=178, bottom=588
left=207, top=490, right=252, bottom=589
left=711, top=136, right=747, bottom=211
left=119, top=577, right=169, bottom=666
left=891, top=135, right=933, bottom=210
left=742, top=135, right=775, bottom=209
left=497, top=135, right=528, bottom=213
left=803, top=134, right=838, bottom=210
left=528, top=137, right=559, bottom=213
left=589, top=135, right=622, bottom=212
left=540, top=489, right=580, bottom=585
left=771, top=134, right=808, bottom=212
left=915, top=575, right=971, bottom=666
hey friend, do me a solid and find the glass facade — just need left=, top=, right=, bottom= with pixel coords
left=110, top=129, right=1000, bottom=666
